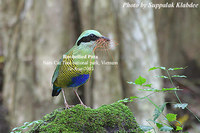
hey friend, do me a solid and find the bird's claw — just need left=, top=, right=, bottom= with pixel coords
left=64, top=105, right=74, bottom=109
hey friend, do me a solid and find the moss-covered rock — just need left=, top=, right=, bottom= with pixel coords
left=23, top=102, right=143, bottom=133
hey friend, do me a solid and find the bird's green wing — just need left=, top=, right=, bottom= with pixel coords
left=51, top=48, right=75, bottom=84
left=51, top=58, right=62, bottom=84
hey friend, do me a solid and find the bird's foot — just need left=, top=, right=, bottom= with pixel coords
left=64, top=104, right=74, bottom=109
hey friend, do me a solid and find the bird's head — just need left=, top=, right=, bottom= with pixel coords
left=76, top=30, right=110, bottom=50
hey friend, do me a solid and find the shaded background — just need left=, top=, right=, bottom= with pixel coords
left=0, top=0, right=199, bottom=132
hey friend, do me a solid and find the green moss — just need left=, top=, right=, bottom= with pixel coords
left=28, top=102, right=143, bottom=133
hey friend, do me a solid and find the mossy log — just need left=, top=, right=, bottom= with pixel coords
left=14, top=103, right=143, bottom=133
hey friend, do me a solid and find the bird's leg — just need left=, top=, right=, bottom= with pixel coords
left=62, top=89, right=70, bottom=109
left=73, top=88, right=86, bottom=107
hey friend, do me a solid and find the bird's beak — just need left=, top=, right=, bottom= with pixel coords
left=100, top=36, right=110, bottom=42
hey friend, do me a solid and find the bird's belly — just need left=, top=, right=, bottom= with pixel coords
left=68, top=74, right=89, bottom=87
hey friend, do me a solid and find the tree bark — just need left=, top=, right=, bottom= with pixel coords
left=1, top=0, right=77, bottom=127
left=113, top=0, right=164, bottom=124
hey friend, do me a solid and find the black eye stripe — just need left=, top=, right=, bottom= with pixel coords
left=77, top=34, right=99, bottom=46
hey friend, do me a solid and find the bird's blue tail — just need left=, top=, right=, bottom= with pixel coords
left=52, top=85, right=62, bottom=96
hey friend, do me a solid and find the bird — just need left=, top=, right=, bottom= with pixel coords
left=52, top=30, right=110, bottom=109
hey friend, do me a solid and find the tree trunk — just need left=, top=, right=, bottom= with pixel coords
left=114, top=0, right=164, bottom=125
left=1, top=0, right=77, bottom=127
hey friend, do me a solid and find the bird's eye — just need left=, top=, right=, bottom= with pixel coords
left=90, top=34, right=95, bottom=39
left=82, top=36, right=90, bottom=42
left=77, top=34, right=99, bottom=46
